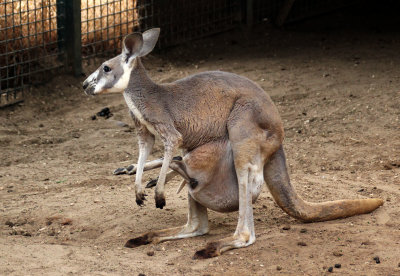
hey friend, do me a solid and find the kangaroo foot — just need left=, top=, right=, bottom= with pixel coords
left=146, top=178, right=158, bottom=188
left=125, top=233, right=154, bottom=248
left=193, top=242, right=220, bottom=259
left=193, top=234, right=255, bottom=259
left=113, top=164, right=135, bottom=175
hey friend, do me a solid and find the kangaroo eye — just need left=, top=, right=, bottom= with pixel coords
left=103, top=65, right=111, bottom=72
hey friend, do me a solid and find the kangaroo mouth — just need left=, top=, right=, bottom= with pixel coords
left=84, top=86, right=96, bottom=96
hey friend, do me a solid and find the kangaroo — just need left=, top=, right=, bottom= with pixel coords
left=82, top=28, right=384, bottom=258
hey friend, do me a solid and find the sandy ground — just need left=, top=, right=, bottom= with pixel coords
left=1, top=9, right=400, bottom=276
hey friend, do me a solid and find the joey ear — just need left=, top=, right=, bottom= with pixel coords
left=139, top=28, right=160, bottom=57
left=122, top=33, right=144, bottom=63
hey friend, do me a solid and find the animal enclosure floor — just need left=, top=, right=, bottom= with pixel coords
left=1, top=18, right=400, bottom=275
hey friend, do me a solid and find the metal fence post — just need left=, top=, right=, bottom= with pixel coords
left=58, top=0, right=82, bottom=77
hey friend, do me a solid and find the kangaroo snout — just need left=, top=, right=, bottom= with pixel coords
left=82, top=81, right=89, bottom=90
left=83, top=71, right=98, bottom=95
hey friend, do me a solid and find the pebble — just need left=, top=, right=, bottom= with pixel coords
left=146, top=250, right=154, bottom=256
left=297, top=241, right=307, bottom=246
left=276, top=265, right=282, bottom=271
left=373, top=256, right=380, bottom=264
left=300, top=228, right=307, bottom=233
left=328, top=266, right=333, bottom=272
left=334, top=263, right=341, bottom=268
left=282, top=226, right=291, bottom=230
left=333, top=251, right=343, bottom=257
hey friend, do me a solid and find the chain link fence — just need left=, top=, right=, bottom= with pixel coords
left=1, top=0, right=360, bottom=107
left=0, top=0, right=64, bottom=106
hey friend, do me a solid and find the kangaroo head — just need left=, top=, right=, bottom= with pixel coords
left=83, top=28, right=160, bottom=95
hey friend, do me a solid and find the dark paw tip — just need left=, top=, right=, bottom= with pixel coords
left=193, top=243, right=219, bottom=259
left=155, top=197, right=166, bottom=209
left=172, top=156, right=183, bottom=161
left=125, top=235, right=150, bottom=248
left=146, top=178, right=158, bottom=189
left=113, top=167, right=126, bottom=175
left=136, top=198, right=144, bottom=206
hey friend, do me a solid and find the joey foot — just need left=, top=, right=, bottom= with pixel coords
left=113, top=164, right=135, bottom=175
left=146, top=178, right=158, bottom=188
left=193, top=242, right=220, bottom=259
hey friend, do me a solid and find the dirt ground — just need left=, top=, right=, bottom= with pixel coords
left=1, top=8, right=400, bottom=276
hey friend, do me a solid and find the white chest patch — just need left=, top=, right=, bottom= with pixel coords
left=123, top=93, right=158, bottom=135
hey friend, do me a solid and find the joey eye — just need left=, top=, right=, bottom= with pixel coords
left=103, top=65, right=111, bottom=72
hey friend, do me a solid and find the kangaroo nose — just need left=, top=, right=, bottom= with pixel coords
left=83, top=82, right=88, bottom=90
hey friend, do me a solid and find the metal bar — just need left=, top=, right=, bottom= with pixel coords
left=65, top=0, right=82, bottom=76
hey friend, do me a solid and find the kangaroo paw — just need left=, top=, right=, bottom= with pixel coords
left=146, top=178, right=158, bottom=189
left=155, top=195, right=166, bottom=209
left=136, top=192, right=147, bottom=206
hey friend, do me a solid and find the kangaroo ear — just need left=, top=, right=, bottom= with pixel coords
left=122, top=33, right=143, bottom=63
left=139, top=28, right=160, bottom=57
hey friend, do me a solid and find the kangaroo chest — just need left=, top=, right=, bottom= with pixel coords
left=123, top=92, right=157, bottom=135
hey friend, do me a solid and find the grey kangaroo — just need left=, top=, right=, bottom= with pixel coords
left=83, top=28, right=383, bottom=258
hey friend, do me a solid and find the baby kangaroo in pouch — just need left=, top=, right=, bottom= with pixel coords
left=83, top=28, right=384, bottom=258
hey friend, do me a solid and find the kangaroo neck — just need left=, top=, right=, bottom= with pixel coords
left=126, top=57, right=157, bottom=95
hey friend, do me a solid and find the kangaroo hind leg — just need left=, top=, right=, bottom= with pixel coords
left=125, top=192, right=209, bottom=247
left=194, top=106, right=281, bottom=258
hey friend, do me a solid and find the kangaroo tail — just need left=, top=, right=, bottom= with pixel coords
left=263, top=146, right=383, bottom=222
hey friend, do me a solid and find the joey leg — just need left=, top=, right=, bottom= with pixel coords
left=125, top=192, right=208, bottom=247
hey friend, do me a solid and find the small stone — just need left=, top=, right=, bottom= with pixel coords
left=91, top=115, right=96, bottom=120
left=300, top=228, right=307, bottom=233
left=39, top=123, right=44, bottom=127
left=276, top=265, right=282, bottom=271
left=282, top=226, right=291, bottom=230
left=138, top=274, right=146, bottom=276
left=5, top=221, right=14, bottom=227
left=334, top=263, right=341, bottom=268
left=61, top=218, right=72, bottom=225
left=333, top=251, right=343, bottom=257
left=146, top=250, right=154, bottom=256
left=398, top=262, right=400, bottom=267
left=373, top=256, right=380, bottom=264
left=328, top=266, right=333, bottom=272
left=297, top=241, right=307, bottom=246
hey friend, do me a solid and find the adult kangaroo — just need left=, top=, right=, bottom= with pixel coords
left=82, top=28, right=383, bottom=258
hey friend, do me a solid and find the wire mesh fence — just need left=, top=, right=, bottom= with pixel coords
left=81, top=0, right=141, bottom=59
left=0, top=0, right=64, bottom=106
left=144, top=0, right=240, bottom=48
left=1, top=0, right=362, bottom=107
left=252, top=0, right=360, bottom=24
